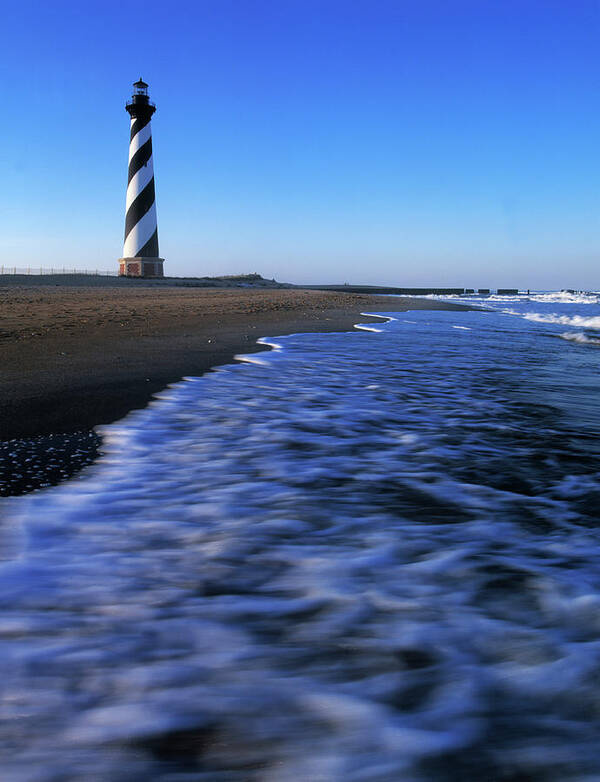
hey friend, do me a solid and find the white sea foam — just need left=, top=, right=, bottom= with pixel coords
left=418, top=291, right=599, bottom=306
left=354, top=313, right=396, bottom=333
left=233, top=353, right=272, bottom=365
left=474, top=295, right=524, bottom=302
left=2, top=309, right=600, bottom=780
left=559, top=331, right=600, bottom=345
left=521, top=313, right=600, bottom=328
left=354, top=324, right=383, bottom=332
left=528, top=291, right=599, bottom=304
left=257, top=337, right=284, bottom=350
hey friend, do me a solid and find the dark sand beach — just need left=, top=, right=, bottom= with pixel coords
left=0, top=280, right=471, bottom=494
left=1, top=280, right=468, bottom=440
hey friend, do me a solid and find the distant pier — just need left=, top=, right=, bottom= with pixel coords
left=308, top=285, right=522, bottom=296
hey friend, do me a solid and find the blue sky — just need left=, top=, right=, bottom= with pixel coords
left=1, top=0, right=599, bottom=287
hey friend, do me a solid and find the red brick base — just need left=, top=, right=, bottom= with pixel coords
left=118, top=258, right=165, bottom=278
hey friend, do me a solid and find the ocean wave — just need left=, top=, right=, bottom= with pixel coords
left=520, top=313, right=600, bottom=328
left=422, top=291, right=599, bottom=306
left=474, top=295, right=524, bottom=302
left=559, top=331, right=600, bottom=345
left=528, top=291, right=599, bottom=304
left=2, top=311, right=600, bottom=780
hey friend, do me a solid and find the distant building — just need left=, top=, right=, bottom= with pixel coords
left=118, top=79, right=165, bottom=277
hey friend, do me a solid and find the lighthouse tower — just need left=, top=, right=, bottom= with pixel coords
left=119, top=79, right=165, bottom=277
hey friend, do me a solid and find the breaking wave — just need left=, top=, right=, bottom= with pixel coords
left=421, top=291, right=600, bottom=306
left=527, top=291, right=599, bottom=305
left=522, top=313, right=600, bottom=328
left=559, top=331, right=600, bottom=345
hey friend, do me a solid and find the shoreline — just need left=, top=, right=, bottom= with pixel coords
left=1, top=286, right=469, bottom=440
left=0, top=286, right=471, bottom=496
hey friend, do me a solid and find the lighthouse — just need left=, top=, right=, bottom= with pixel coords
left=119, top=79, right=165, bottom=277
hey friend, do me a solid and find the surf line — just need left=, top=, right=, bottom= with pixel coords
left=234, top=313, right=396, bottom=366
left=354, top=312, right=398, bottom=333
left=234, top=337, right=285, bottom=366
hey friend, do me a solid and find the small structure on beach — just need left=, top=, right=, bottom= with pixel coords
left=118, top=79, right=165, bottom=278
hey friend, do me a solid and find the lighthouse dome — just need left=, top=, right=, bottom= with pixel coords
left=133, top=78, right=148, bottom=95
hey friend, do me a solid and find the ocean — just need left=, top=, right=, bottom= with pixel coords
left=2, top=290, right=600, bottom=781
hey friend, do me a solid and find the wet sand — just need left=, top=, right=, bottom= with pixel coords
left=1, top=284, right=468, bottom=440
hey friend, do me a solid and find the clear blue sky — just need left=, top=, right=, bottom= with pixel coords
left=1, top=0, right=599, bottom=287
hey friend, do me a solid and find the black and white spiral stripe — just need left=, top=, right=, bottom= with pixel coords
left=123, top=115, right=159, bottom=257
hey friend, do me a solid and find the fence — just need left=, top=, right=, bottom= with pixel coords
left=0, top=266, right=118, bottom=276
